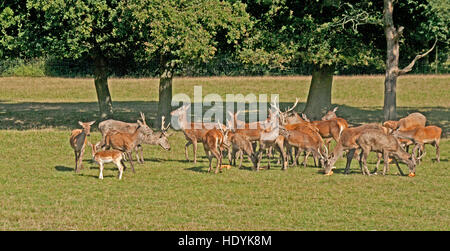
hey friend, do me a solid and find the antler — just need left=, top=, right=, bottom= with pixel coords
left=285, top=98, right=299, bottom=113
left=140, top=112, right=146, bottom=125
left=161, top=116, right=171, bottom=131
left=270, top=96, right=281, bottom=113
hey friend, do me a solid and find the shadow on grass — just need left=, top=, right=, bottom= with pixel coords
left=54, top=165, right=74, bottom=172
left=0, top=101, right=448, bottom=137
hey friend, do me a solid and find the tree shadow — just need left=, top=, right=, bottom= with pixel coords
left=0, top=100, right=448, bottom=137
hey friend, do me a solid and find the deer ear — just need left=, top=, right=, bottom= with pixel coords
left=137, top=120, right=143, bottom=126
left=88, top=121, right=96, bottom=126
left=333, top=107, right=338, bottom=112
left=78, top=121, right=84, bottom=126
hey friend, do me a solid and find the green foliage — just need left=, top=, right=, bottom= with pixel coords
left=123, top=0, right=251, bottom=75
left=238, top=1, right=386, bottom=70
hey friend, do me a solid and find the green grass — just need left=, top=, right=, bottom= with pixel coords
left=0, top=75, right=449, bottom=230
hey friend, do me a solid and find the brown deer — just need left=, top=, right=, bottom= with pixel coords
left=202, top=122, right=230, bottom=174
left=279, top=125, right=327, bottom=169
left=383, top=112, right=426, bottom=132
left=356, top=129, right=418, bottom=177
left=384, top=112, right=426, bottom=153
left=102, top=118, right=154, bottom=173
left=89, top=142, right=126, bottom=180
left=98, top=112, right=152, bottom=164
left=323, top=123, right=386, bottom=175
left=301, top=113, right=347, bottom=151
left=392, top=125, right=442, bottom=163
left=69, top=121, right=95, bottom=173
left=170, top=104, right=225, bottom=164
left=228, top=131, right=258, bottom=169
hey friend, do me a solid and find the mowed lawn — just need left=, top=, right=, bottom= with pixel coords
left=0, top=75, right=448, bottom=230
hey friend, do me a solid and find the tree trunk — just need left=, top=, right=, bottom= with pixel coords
left=303, top=64, right=334, bottom=120
left=156, top=67, right=173, bottom=128
left=383, top=0, right=401, bottom=121
left=94, top=55, right=113, bottom=120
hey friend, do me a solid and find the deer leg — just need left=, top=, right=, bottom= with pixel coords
left=79, top=145, right=85, bottom=170
left=302, top=151, right=310, bottom=168
left=117, top=161, right=124, bottom=180
left=193, top=140, right=198, bottom=164
left=99, top=162, right=104, bottom=180
left=434, top=141, right=440, bottom=163
left=362, top=150, right=370, bottom=176
left=392, top=158, right=405, bottom=176
left=207, top=151, right=213, bottom=173
left=373, top=152, right=382, bottom=175
left=185, top=141, right=192, bottom=162
left=382, top=151, right=389, bottom=175
left=74, top=151, right=79, bottom=173
left=344, top=148, right=356, bottom=174
left=238, top=150, right=244, bottom=169
left=127, top=151, right=135, bottom=173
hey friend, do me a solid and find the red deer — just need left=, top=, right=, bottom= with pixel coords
left=69, top=121, right=95, bottom=173
left=384, top=112, right=426, bottom=153
left=98, top=112, right=152, bottom=164
left=356, top=129, right=418, bottom=177
left=255, top=121, right=287, bottom=171
left=102, top=118, right=154, bottom=173
left=170, top=104, right=224, bottom=164
left=89, top=142, right=126, bottom=180
left=228, top=131, right=257, bottom=169
left=202, top=123, right=230, bottom=174
left=279, top=125, right=327, bottom=169
left=323, top=123, right=386, bottom=175
left=393, top=125, right=442, bottom=163
left=300, top=114, right=346, bottom=152
left=383, top=112, right=426, bottom=132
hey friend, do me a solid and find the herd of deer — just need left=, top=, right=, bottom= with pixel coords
left=69, top=99, right=442, bottom=180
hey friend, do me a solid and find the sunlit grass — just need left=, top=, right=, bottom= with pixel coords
left=0, top=75, right=448, bottom=230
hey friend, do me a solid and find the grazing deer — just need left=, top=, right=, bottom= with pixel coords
left=202, top=122, right=230, bottom=174
left=98, top=112, right=153, bottom=163
left=69, top=121, right=95, bottom=173
left=279, top=125, right=327, bottom=169
left=228, top=131, right=258, bottom=169
left=323, top=123, right=386, bottom=175
left=102, top=118, right=154, bottom=173
left=170, top=104, right=225, bottom=164
left=89, top=142, right=126, bottom=180
left=356, top=129, right=418, bottom=177
left=392, top=125, right=442, bottom=163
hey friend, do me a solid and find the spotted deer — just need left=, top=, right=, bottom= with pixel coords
left=89, top=142, right=126, bottom=180
left=102, top=118, right=154, bottom=173
left=69, top=121, right=95, bottom=173
left=98, top=112, right=152, bottom=163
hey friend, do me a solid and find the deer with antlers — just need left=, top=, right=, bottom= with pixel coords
left=69, top=121, right=95, bottom=173
left=101, top=115, right=155, bottom=173
left=170, top=104, right=225, bottom=164
left=98, top=112, right=153, bottom=164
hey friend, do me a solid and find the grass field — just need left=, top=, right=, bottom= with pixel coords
left=0, top=75, right=449, bottom=230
